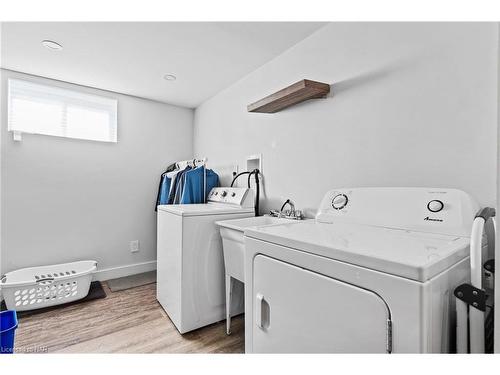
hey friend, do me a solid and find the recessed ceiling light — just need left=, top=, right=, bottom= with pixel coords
left=163, top=74, right=176, bottom=81
left=41, top=40, right=63, bottom=51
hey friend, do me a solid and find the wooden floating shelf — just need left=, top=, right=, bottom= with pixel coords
left=247, top=79, right=330, bottom=113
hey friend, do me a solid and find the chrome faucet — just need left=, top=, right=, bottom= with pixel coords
left=281, top=199, right=295, bottom=216
left=269, top=199, right=303, bottom=220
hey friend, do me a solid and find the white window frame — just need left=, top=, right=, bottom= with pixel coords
left=7, top=79, right=118, bottom=143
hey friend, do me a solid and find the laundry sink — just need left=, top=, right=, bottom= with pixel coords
left=218, top=215, right=284, bottom=233
left=216, top=215, right=306, bottom=335
left=216, top=215, right=303, bottom=282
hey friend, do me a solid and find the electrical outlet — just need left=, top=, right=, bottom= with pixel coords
left=130, top=240, right=139, bottom=253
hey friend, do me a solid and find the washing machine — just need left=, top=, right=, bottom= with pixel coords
left=157, top=187, right=254, bottom=334
left=244, top=187, right=482, bottom=353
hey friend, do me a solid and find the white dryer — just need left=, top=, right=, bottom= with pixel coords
left=244, top=187, right=481, bottom=353
left=157, top=187, right=254, bottom=334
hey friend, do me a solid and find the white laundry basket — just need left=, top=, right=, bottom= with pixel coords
left=1, top=260, right=97, bottom=311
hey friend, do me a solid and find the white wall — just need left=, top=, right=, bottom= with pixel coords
left=194, top=23, right=498, bottom=215
left=1, top=70, right=194, bottom=277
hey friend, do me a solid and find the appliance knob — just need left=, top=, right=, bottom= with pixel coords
left=221, top=191, right=228, bottom=197
left=231, top=192, right=236, bottom=197
left=332, top=194, right=348, bottom=210
left=427, top=200, right=444, bottom=213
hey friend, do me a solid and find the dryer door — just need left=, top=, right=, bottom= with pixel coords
left=252, top=254, right=392, bottom=353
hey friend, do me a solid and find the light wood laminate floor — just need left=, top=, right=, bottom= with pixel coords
left=14, top=282, right=244, bottom=353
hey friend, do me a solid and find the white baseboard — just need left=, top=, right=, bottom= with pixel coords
left=93, top=260, right=157, bottom=281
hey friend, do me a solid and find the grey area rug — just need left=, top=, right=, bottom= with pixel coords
left=107, top=271, right=157, bottom=292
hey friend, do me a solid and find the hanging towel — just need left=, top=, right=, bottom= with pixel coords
left=179, top=166, right=220, bottom=204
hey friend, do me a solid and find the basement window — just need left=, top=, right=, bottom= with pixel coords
left=8, top=79, right=118, bottom=143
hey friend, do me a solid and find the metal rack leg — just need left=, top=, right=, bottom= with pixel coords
left=225, top=274, right=232, bottom=335
left=456, top=299, right=468, bottom=353
left=470, top=308, right=485, bottom=353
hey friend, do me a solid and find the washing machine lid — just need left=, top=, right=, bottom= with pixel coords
left=245, top=221, right=470, bottom=282
left=157, top=203, right=254, bottom=216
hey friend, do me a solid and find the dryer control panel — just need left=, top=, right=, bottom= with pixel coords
left=208, top=187, right=255, bottom=208
left=316, top=187, right=480, bottom=237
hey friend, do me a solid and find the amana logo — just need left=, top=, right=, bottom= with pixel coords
left=424, top=217, right=443, bottom=222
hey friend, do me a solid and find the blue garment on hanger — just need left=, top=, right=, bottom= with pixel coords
left=155, top=162, right=177, bottom=211
left=157, top=174, right=171, bottom=205
left=179, top=166, right=219, bottom=204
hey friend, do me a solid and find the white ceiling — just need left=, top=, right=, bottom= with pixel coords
left=1, top=22, right=326, bottom=108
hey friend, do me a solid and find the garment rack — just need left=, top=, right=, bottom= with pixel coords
left=175, top=157, right=208, bottom=203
